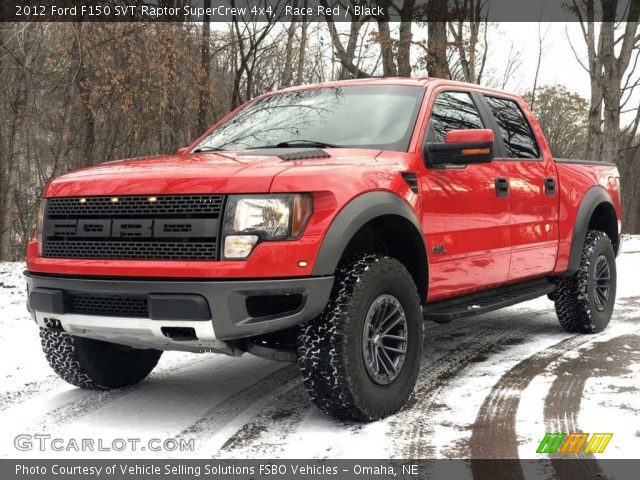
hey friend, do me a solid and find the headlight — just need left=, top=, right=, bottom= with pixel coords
left=223, top=194, right=313, bottom=259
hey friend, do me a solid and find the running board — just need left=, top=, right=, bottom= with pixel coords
left=422, top=279, right=556, bottom=323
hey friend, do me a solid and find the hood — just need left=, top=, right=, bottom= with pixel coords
left=45, top=149, right=385, bottom=198
left=45, top=152, right=288, bottom=197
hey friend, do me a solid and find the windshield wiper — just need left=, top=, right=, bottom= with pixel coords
left=192, top=146, right=227, bottom=153
left=247, top=140, right=341, bottom=149
left=277, top=140, right=340, bottom=148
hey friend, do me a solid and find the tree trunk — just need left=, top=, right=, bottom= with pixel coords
left=296, top=1, right=309, bottom=84
left=338, top=20, right=361, bottom=79
left=281, top=16, right=298, bottom=87
left=198, top=0, right=212, bottom=132
left=580, top=0, right=639, bottom=163
left=427, top=0, right=451, bottom=79
left=375, top=16, right=398, bottom=77
left=397, top=0, right=415, bottom=77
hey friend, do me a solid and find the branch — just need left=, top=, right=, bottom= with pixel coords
left=320, top=0, right=371, bottom=78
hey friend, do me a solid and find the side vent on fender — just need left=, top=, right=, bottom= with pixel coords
left=401, top=172, right=419, bottom=194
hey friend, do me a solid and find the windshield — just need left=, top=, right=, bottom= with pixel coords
left=194, top=85, right=424, bottom=152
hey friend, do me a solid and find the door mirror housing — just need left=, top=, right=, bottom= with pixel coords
left=424, top=129, right=495, bottom=167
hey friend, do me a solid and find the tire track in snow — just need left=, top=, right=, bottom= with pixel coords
left=170, top=364, right=300, bottom=452
left=394, top=328, right=529, bottom=458
left=468, top=334, right=590, bottom=479
left=469, top=298, right=640, bottom=480
left=217, top=315, right=531, bottom=457
left=219, top=309, right=544, bottom=458
left=220, top=323, right=524, bottom=455
left=543, top=334, right=640, bottom=480
left=20, top=354, right=211, bottom=431
left=216, top=380, right=306, bottom=457
left=392, top=306, right=552, bottom=459
left=0, top=375, right=63, bottom=412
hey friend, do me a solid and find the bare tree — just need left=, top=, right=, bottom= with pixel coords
left=296, top=0, right=309, bottom=83
left=321, top=0, right=372, bottom=78
left=198, top=0, right=213, bottom=132
left=230, top=0, right=284, bottom=107
left=0, top=24, right=35, bottom=259
left=448, top=0, right=489, bottom=83
left=397, top=0, right=416, bottom=76
left=570, top=0, right=640, bottom=163
left=426, top=0, right=451, bottom=78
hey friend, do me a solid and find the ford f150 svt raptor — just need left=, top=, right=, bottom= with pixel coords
left=26, top=78, right=622, bottom=421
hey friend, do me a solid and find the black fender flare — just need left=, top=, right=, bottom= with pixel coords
left=566, top=186, right=617, bottom=274
left=312, top=191, right=427, bottom=276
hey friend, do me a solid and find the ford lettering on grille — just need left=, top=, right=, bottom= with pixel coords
left=44, top=218, right=218, bottom=239
left=42, top=195, right=224, bottom=261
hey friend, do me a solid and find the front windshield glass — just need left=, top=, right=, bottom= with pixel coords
left=194, top=85, right=424, bottom=152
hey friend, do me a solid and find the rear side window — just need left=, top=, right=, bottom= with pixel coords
left=485, top=96, right=540, bottom=159
left=428, top=91, right=484, bottom=142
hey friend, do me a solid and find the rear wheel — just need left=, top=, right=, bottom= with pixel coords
left=554, top=230, right=617, bottom=333
left=40, top=329, right=162, bottom=389
left=297, top=255, right=423, bottom=421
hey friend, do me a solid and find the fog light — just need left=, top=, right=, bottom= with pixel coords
left=224, top=235, right=259, bottom=259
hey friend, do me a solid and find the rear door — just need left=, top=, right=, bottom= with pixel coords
left=420, top=89, right=511, bottom=301
left=479, top=95, right=559, bottom=281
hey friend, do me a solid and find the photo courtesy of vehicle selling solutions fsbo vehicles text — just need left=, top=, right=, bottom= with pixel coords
left=0, top=1, right=639, bottom=479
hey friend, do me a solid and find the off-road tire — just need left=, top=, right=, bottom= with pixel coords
left=40, top=329, right=162, bottom=389
left=297, top=255, right=423, bottom=421
left=554, top=230, right=617, bottom=333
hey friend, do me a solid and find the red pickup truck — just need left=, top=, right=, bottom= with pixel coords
left=26, top=78, right=622, bottom=421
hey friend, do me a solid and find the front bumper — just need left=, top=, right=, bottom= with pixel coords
left=25, top=272, right=333, bottom=352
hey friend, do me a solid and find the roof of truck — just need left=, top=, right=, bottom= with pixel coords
left=277, top=77, right=433, bottom=92
left=275, top=77, right=522, bottom=100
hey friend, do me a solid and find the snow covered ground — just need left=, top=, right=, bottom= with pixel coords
left=0, top=239, right=638, bottom=461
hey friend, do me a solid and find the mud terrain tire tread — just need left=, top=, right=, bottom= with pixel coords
left=554, top=230, right=616, bottom=333
left=297, top=255, right=423, bottom=421
left=40, top=328, right=162, bottom=389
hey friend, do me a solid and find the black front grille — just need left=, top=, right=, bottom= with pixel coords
left=65, top=293, right=148, bottom=318
left=46, top=195, right=224, bottom=217
left=43, top=194, right=224, bottom=261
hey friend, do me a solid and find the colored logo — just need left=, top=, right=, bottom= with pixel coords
left=537, top=433, right=613, bottom=454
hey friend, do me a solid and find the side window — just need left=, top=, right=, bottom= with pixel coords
left=428, top=91, right=484, bottom=142
left=485, top=96, right=540, bottom=159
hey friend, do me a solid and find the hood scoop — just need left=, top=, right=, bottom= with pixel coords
left=239, top=148, right=331, bottom=161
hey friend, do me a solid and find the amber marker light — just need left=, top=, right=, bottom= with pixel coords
left=298, top=261, right=308, bottom=268
left=291, top=194, right=313, bottom=238
left=461, top=148, right=491, bottom=155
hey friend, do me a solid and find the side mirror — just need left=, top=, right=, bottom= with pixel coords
left=424, top=129, right=495, bottom=167
left=177, top=147, right=191, bottom=155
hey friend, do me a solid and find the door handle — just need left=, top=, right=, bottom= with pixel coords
left=544, top=177, right=556, bottom=196
left=495, top=177, right=509, bottom=198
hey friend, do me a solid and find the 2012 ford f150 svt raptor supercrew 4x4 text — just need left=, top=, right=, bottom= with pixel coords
left=26, top=78, right=622, bottom=421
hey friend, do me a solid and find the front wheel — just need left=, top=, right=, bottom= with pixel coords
left=554, top=230, right=617, bottom=333
left=40, top=329, right=162, bottom=389
left=297, top=255, right=423, bottom=421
